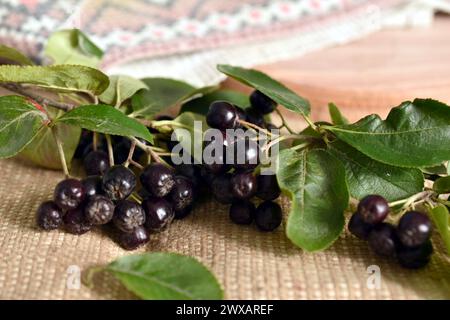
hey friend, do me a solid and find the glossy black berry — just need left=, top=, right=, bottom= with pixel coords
left=84, top=195, right=115, bottom=225
left=245, top=107, right=265, bottom=128
left=175, top=164, right=201, bottom=187
left=36, top=201, right=64, bottom=230
left=235, top=105, right=247, bottom=122
left=102, top=165, right=136, bottom=201
left=142, top=197, right=174, bottom=231
left=206, top=101, right=237, bottom=130
left=250, top=90, right=277, bottom=114
left=368, top=223, right=399, bottom=257
left=357, top=195, right=389, bottom=225
left=211, top=173, right=235, bottom=204
left=170, top=176, right=194, bottom=211
left=229, top=137, right=260, bottom=171
left=174, top=205, right=193, bottom=220
left=256, top=174, right=281, bottom=201
left=203, top=132, right=230, bottom=174
left=82, top=175, right=103, bottom=198
left=53, top=178, right=85, bottom=211
left=231, top=172, right=257, bottom=200
left=255, top=201, right=282, bottom=231
left=348, top=212, right=373, bottom=240
left=397, top=240, right=433, bottom=269
left=397, top=211, right=432, bottom=248
left=63, top=206, right=92, bottom=235
left=74, top=130, right=92, bottom=159
left=230, top=200, right=255, bottom=225
left=118, top=226, right=149, bottom=250
left=140, top=163, right=175, bottom=198
left=113, top=200, right=146, bottom=232
left=83, top=150, right=110, bottom=176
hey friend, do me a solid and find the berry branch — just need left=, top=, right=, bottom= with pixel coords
left=51, top=126, right=70, bottom=178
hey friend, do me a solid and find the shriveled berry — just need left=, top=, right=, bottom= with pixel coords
left=174, top=205, right=193, bottom=220
left=142, top=197, right=174, bottom=231
left=231, top=172, right=257, bottom=199
left=368, top=223, right=399, bottom=257
left=255, top=201, right=282, bottom=231
left=85, top=195, right=115, bottom=225
left=230, top=200, right=255, bottom=225
left=357, top=195, right=389, bottom=225
left=348, top=212, right=373, bottom=240
left=397, top=240, right=433, bottom=269
left=54, top=179, right=85, bottom=210
left=140, top=163, right=175, bottom=197
left=206, top=101, right=237, bottom=130
left=118, top=226, right=149, bottom=250
left=211, top=173, right=234, bottom=204
left=113, top=200, right=146, bottom=233
left=83, top=150, right=110, bottom=176
left=102, top=165, right=136, bottom=201
left=245, top=107, right=265, bottom=128
left=82, top=175, right=103, bottom=198
left=397, top=211, right=432, bottom=248
left=250, top=90, right=277, bottom=114
left=36, top=201, right=63, bottom=230
left=256, top=174, right=281, bottom=201
left=63, top=206, right=92, bottom=235
left=170, top=176, right=194, bottom=211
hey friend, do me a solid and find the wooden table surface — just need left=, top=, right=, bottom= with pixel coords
left=226, top=14, right=450, bottom=130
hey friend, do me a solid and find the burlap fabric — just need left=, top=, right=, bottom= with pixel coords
left=0, top=155, right=449, bottom=300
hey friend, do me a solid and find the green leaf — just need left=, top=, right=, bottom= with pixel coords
left=327, top=99, right=450, bottom=167
left=0, top=65, right=109, bottom=95
left=180, top=89, right=250, bottom=115
left=429, top=205, right=450, bottom=255
left=99, top=75, right=147, bottom=106
left=276, top=148, right=349, bottom=251
left=0, top=45, right=34, bottom=65
left=433, top=176, right=450, bottom=194
left=45, top=29, right=103, bottom=68
left=172, top=112, right=207, bottom=163
left=131, top=78, right=217, bottom=118
left=328, top=140, right=424, bottom=201
left=0, top=96, right=49, bottom=158
left=56, top=104, right=153, bottom=143
left=105, top=252, right=223, bottom=300
left=19, top=108, right=81, bottom=170
left=217, top=64, right=310, bottom=116
left=328, top=103, right=348, bottom=125
left=421, top=164, right=448, bottom=175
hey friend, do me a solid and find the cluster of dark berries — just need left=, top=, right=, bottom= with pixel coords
left=202, top=90, right=283, bottom=231
left=348, top=195, right=433, bottom=269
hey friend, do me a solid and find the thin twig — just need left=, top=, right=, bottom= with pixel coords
left=129, top=159, right=144, bottom=170
left=1, top=83, right=75, bottom=111
left=238, top=119, right=277, bottom=137
left=275, top=108, right=295, bottom=134
left=93, top=132, right=98, bottom=151
left=105, top=134, right=115, bottom=166
left=131, top=137, right=173, bottom=168
left=51, top=126, right=70, bottom=178
left=123, top=140, right=137, bottom=168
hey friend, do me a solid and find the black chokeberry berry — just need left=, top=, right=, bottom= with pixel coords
left=140, top=163, right=175, bottom=198
left=54, top=178, right=85, bottom=211
left=175, top=164, right=201, bottom=187
left=63, top=206, right=92, bottom=235
left=82, top=175, right=104, bottom=198
left=142, top=197, right=174, bottom=231
left=235, top=105, right=247, bottom=122
left=367, top=223, right=399, bottom=257
left=206, top=101, right=237, bottom=130
left=231, top=172, right=257, bottom=199
left=84, top=195, right=115, bottom=225
left=74, top=129, right=92, bottom=159
left=118, top=226, right=149, bottom=250
left=102, top=165, right=136, bottom=201
left=174, top=205, right=193, bottom=220
left=36, top=201, right=64, bottom=230
left=229, top=137, right=260, bottom=171
left=348, top=212, right=373, bottom=240
left=256, top=174, right=281, bottom=201
left=203, top=132, right=230, bottom=174
left=397, top=211, right=432, bottom=248
left=113, top=200, right=146, bottom=233
left=230, top=200, right=255, bottom=225
left=250, top=90, right=277, bottom=114
left=357, top=195, right=389, bottom=225
left=170, top=176, right=194, bottom=211
left=245, top=107, right=265, bottom=128
left=255, top=201, right=282, bottom=231
left=83, top=150, right=110, bottom=176
left=211, top=173, right=235, bottom=204
left=397, top=240, right=433, bottom=269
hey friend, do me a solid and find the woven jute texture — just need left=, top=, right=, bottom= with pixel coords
left=0, top=158, right=449, bottom=300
